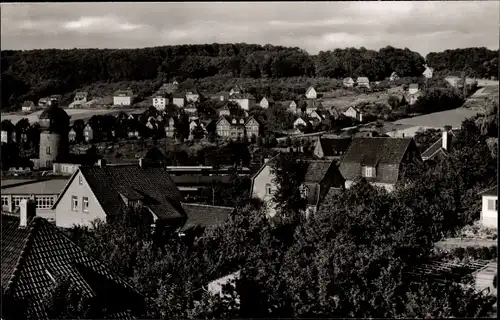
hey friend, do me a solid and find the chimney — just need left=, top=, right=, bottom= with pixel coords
left=19, top=196, right=36, bottom=228
left=97, top=159, right=106, bottom=168
left=139, top=158, right=144, bottom=168
left=442, top=130, right=449, bottom=150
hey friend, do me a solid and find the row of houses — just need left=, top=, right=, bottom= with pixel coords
left=341, top=65, right=435, bottom=89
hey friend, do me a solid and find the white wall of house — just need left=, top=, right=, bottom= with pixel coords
left=306, top=88, right=317, bottom=99
left=229, top=98, right=254, bottom=111
left=55, top=171, right=107, bottom=228
left=153, top=97, right=168, bottom=110
left=113, top=96, right=132, bottom=106
left=481, top=195, right=497, bottom=229
left=293, top=118, right=308, bottom=128
left=1, top=131, right=8, bottom=143
left=343, top=107, right=362, bottom=121
left=251, top=165, right=278, bottom=217
left=260, top=98, right=269, bottom=109
left=173, top=97, right=185, bottom=108
left=186, top=93, right=200, bottom=102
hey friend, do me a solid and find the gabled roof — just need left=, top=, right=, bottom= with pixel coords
left=260, top=96, right=274, bottom=103
left=304, top=160, right=337, bottom=183
left=420, top=130, right=458, bottom=160
left=114, top=89, right=133, bottom=97
left=282, top=100, right=297, bottom=107
left=343, top=77, right=354, bottom=82
left=53, top=165, right=186, bottom=221
left=75, top=91, right=88, bottom=96
left=391, top=71, right=398, bottom=77
left=229, top=93, right=255, bottom=100
left=345, top=105, right=361, bottom=113
left=180, top=203, right=234, bottom=232
left=318, top=137, right=353, bottom=157
left=357, top=77, right=369, bottom=83
left=479, top=185, right=497, bottom=197
left=306, top=86, right=316, bottom=94
left=304, top=99, right=321, bottom=109
left=340, top=137, right=415, bottom=184
left=1, top=214, right=143, bottom=318
left=172, top=92, right=186, bottom=98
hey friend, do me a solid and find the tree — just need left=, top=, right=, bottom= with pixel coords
left=270, top=153, right=309, bottom=217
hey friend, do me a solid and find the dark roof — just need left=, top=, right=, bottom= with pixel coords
left=420, top=130, right=458, bottom=159
left=1, top=214, right=143, bottom=318
left=54, top=165, right=186, bottom=221
left=304, top=160, right=336, bottom=183
left=340, top=137, right=414, bottom=184
left=171, top=175, right=235, bottom=186
left=172, top=92, right=186, bottom=98
left=180, top=203, right=234, bottom=231
left=261, top=96, right=274, bottom=103
left=304, top=99, right=322, bottom=109
left=318, top=138, right=353, bottom=157
left=229, top=93, right=255, bottom=100
left=479, top=185, right=497, bottom=197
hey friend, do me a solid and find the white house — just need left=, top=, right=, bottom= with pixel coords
left=343, top=77, right=354, bottom=88
left=356, top=77, right=370, bottom=89
left=113, top=89, right=134, bottom=106
left=408, top=83, right=419, bottom=95
left=153, top=95, right=168, bottom=111
left=422, top=65, right=434, bottom=79
left=343, top=106, right=363, bottom=122
left=228, top=93, right=256, bottom=111
left=390, top=72, right=399, bottom=82
left=479, top=186, right=497, bottom=229
left=293, top=116, right=311, bottom=129
left=259, top=97, right=274, bottom=109
left=305, top=86, right=317, bottom=99
left=185, top=90, right=200, bottom=103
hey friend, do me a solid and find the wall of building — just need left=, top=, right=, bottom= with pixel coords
left=481, top=196, right=497, bottom=228
left=39, top=133, right=64, bottom=169
left=113, top=96, right=132, bottom=106
left=173, top=98, right=185, bottom=108
left=251, top=164, right=278, bottom=217
left=1, top=194, right=57, bottom=222
left=153, top=98, right=167, bottom=110
left=55, top=171, right=107, bottom=228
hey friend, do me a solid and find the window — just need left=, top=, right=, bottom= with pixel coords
left=46, top=146, right=51, bottom=154
left=1, top=196, right=9, bottom=207
left=78, top=176, right=83, bottom=185
left=265, top=183, right=272, bottom=196
left=71, top=196, right=78, bottom=211
left=36, top=196, right=55, bottom=209
left=300, top=185, right=308, bottom=199
left=13, top=196, right=29, bottom=209
left=46, top=160, right=52, bottom=168
left=82, top=197, right=89, bottom=212
left=363, top=166, right=375, bottom=178
left=487, top=199, right=498, bottom=211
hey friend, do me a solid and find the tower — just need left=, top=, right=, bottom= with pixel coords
left=38, top=100, right=70, bottom=169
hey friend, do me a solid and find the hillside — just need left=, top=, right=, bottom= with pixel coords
left=426, top=47, right=499, bottom=78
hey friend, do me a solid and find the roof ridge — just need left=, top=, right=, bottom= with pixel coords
left=4, top=217, right=40, bottom=295
left=181, top=202, right=235, bottom=210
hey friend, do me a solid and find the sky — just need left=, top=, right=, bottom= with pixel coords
left=1, top=1, right=499, bottom=56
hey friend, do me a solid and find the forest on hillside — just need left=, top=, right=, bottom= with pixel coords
left=426, top=47, right=499, bottom=78
left=1, top=44, right=497, bottom=110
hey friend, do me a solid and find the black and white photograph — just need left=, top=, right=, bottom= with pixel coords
left=0, top=1, right=498, bottom=319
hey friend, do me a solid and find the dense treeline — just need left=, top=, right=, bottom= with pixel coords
left=426, top=47, right=499, bottom=78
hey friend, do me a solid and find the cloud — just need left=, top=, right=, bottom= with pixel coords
left=1, top=2, right=498, bottom=55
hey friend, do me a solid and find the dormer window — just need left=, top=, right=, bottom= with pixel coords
left=363, top=166, right=375, bottom=178
left=232, top=118, right=237, bottom=124
left=239, top=118, right=244, bottom=124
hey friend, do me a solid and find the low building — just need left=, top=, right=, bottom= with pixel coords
left=314, top=137, right=352, bottom=160
left=339, top=137, right=422, bottom=192
left=479, top=186, right=497, bottom=229
left=180, top=203, right=234, bottom=235
left=1, top=208, right=145, bottom=319
left=228, top=93, right=256, bottom=111
left=172, top=93, right=186, bottom=108
left=303, top=99, right=322, bottom=115
left=1, top=178, right=69, bottom=222
left=343, top=77, right=354, bottom=88
left=390, top=72, right=399, bottom=82
left=356, top=77, right=370, bottom=89
left=343, top=106, right=363, bottom=122
left=68, top=128, right=77, bottom=142
left=113, top=89, right=134, bottom=106
left=52, top=162, right=81, bottom=176
left=422, top=65, right=434, bottom=79
left=421, top=129, right=458, bottom=161
left=259, top=97, right=274, bottom=109
left=153, top=94, right=169, bottom=110
left=250, top=158, right=345, bottom=217
left=74, top=91, right=88, bottom=103
left=217, top=104, right=231, bottom=117
left=408, top=83, right=419, bottom=95
left=305, top=86, right=317, bottom=100
left=21, top=101, right=35, bottom=112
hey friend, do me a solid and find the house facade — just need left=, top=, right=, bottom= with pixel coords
left=250, top=158, right=345, bottom=217
left=356, top=77, right=370, bottom=89
left=228, top=93, right=256, bottom=110
left=422, top=65, right=434, bottom=79
left=217, top=105, right=231, bottom=117
left=229, top=85, right=244, bottom=96
left=479, top=186, right=497, bottom=229
left=339, top=137, right=422, bottom=192
left=164, top=117, right=176, bottom=138
left=343, top=77, right=354, bottom=88
left=22, top=101, right=35, bottom=112
left=153, top=95, right=168, bottom=110
left=293, top=116, right=311, bottom=129
left=185, top=90, right=201, bottom=103
left=313, top=137, right=352, bottom=160
left=390, top=72, right=399, bottom=82
left=172, top=93, right=186, bottom=108
left=68, top=128, right=77, bottom=142
left=305, top=86, right=317, bottom=99
left=113, top=90, right=134, bottom=106
left=259, top=97, right=274, bottom=109
left=74, top=91, right=88, bottom=103
left=284, top=100, right=299, bottom=113
left=343, top=106, right=363, bottom=122
left=83, top=124, right=94, bottom=142
left=215, top=117, right=244, bottom=139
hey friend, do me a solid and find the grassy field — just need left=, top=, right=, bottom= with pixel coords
left=2, top=107, right=147, bottom=125
left=320, top=88, right=391, bottom=111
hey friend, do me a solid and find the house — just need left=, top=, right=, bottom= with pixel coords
left=339, top=137, right=422, bottom=192
left=21, top=101, right=35, bottom=112
left=38, top=97, right=51, bottom=107
left=52, top=160, right=188, bottom=228
left=228, top=93, right=256, bottom=111
left=74, top=91, right=88, bottom=103
left=83, top=123, right=94, bottom=142
left=185, top=90, right=201, bottom=103
left=211, top=91, right=230, bottom=102
left=245, top=116, right=260, bottom=138
left=68, top=128, right=77, bottom=142
left=293, top=116, right=312, bottom=130
left=172, top=92, right=186, bottom=108
left=217, top=104, right=231, bottom=117
left=146, top=118, right=158, bottom=130
left=215, top=116, right=245, bottom=139
left=309, top=110, right=323, bottom=122
left=229, top=85, right=244, bottom=96
left=259, top=97, right=274, bottom=109
left=179, top=203, right=234, bottom=234
left=188, top=118, right=208, bottom=140
left=314, top=137, right=352, bottom=160
left=356, top=77, right=370, bottom=89
left=207, top=270, right=241, bottom=299
left=283, top=100, right=299, bottom=114
left=390, top=72, right=399, bottom=82
left=422, top=65, right=434, bottom=79
left=303, top=99, right=322, bottom=115
left=250, top=158, right=345, bottom=217
left=305, top=86, right=317, bottom=99
left=184, top=103, right=198, bottom=115
left=479, top=186, right=497, bottom=229
left=343, top=106, right=363, bottom=122
left=421, top=129, right=459, bottom=161
left=1, top=178, right=69, bottom=222
left=408, top=83, right=419, bottom=95
left=343, top=77, right=355, bottom=88
left=113, top=89, right=134, bottom=106
left=1, top=206, right=144, bottom=319
left=164, top=117, right=176, bottom=138
left=328, top=107, right=340, bottom=120
left=153, top=94, right=169, bottom=111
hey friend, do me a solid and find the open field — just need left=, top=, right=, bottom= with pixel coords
left=320, top=89, right=390, bottom=111
left=1, top=108, right=146, bottom=125
left=393, top=107, right=479, bottom=129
